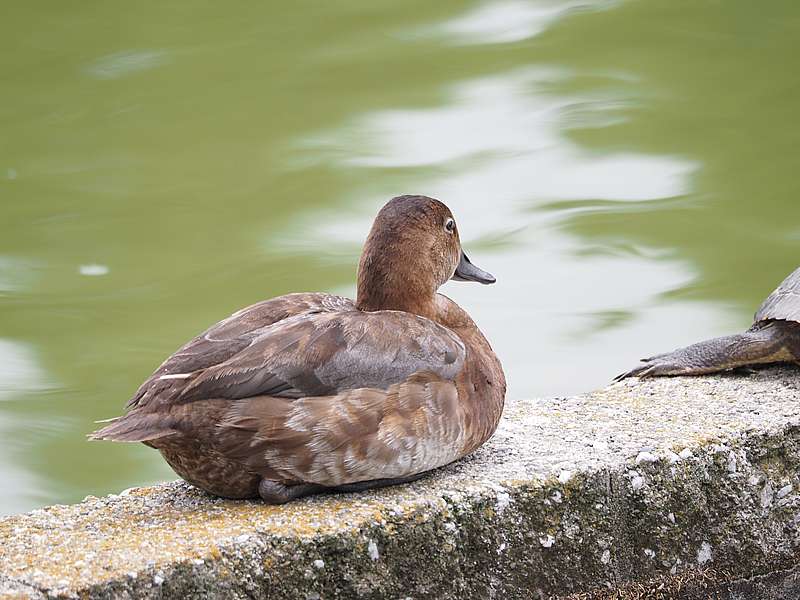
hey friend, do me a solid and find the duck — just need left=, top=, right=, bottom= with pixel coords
left=91, top=195, right=506, bottom=504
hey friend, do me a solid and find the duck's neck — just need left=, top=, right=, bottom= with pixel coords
left=355, top=254, right=439, bottom=321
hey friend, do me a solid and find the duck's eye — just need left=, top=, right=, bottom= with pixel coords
left=444, top=218, right=456, bottom=233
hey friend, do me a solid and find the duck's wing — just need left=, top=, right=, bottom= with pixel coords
left=217, top=371, right=468, bottom=487
left=126, top=293, right=353, bottom=410
left=198, top=310, right=470, bottom=486
left=96, top=306, right=467, bottom=450
left=175, top=309, right=466, bottom=402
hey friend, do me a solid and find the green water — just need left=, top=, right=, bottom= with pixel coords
left=2, top=0, right=799, bottom=514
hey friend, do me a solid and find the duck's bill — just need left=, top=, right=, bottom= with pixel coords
left=452, top=251, right=495, bottom=284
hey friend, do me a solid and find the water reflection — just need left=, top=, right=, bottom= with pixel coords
left=533, top=0, right=800, bottom=309
left=2, top=0, right=799, bottom=512
left=432, top=0, right=614, bottom=45
left=295, top=67, right=707, bottom=398
left=85, top=50, right=167, bottom=80
left=0, top=340, right=56, bottom=514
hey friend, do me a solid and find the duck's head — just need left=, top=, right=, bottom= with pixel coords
left=356, top=195, right=494, bottom=317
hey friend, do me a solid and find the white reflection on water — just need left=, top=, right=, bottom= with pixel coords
left=0, top=340, right=55, bottom=515
left=85, top=50, right=167, bottom=80
left=289, top=67, right=739, bottom=398
left=341, top=70, right=690, bottom=201
left=429, top=0, right=616, bottom=45
left=0, top=256, right=37, bottom=296
left=79, top=263, right=110, bottom=277
left=0, top=341, right=52, bottom=402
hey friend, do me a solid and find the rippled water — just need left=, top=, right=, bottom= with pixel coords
left=2, top=0, right=799, bottom=514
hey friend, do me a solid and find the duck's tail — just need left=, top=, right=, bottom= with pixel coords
left=88, top=411, right=176, bottom=443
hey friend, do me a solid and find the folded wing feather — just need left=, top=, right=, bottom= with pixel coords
left=217, top=372, right=466, bottom=486
left=95, top=293, right=469, bottom=467
left=176, top=310, right=466, bottom=402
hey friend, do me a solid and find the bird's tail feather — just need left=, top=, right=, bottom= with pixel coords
left=88, top=412, right=176, bottom=442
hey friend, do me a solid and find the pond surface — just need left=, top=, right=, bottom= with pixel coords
left=2, top=0, right=800, bottom=514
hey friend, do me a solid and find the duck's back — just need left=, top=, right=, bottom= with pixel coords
left=125, top=292, right=355, bottom=414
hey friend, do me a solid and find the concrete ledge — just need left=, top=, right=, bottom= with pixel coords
left=3, top=366, right=800, bottom=599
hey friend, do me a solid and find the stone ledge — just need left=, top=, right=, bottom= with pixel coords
left=2, top=366, right=800, bottom=599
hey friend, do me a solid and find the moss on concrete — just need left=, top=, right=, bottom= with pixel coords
left=2, top=366, right=800, bottom=599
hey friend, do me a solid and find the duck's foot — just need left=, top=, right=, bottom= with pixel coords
left=259, top=473, right=429, bottom=504
left=330, top=472, right=427, bottom=494
left=258, top=479, right=323, bottom=504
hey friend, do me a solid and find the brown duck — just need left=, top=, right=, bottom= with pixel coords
left=92, top=195, right=506, bottom=503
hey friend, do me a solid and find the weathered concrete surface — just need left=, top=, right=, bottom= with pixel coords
left=2, top=366, right=800, bottom=599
